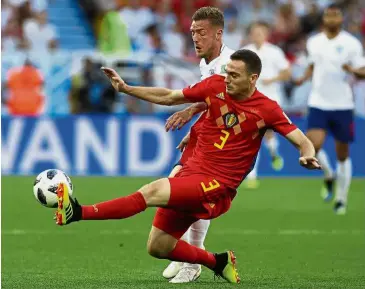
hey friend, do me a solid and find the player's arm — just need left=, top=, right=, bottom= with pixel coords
left=268, top=108, right=320, bottom=170
left=293, top=63, right=314, bottom=86
left=293, top=38, right=314, bottom=85
left=101, top=67, right=188, bottom=106
left=165, top=102, right=207, bottom=131
left=284, top=129, right=320, bottom=169
left=263, top=68, right=291, bottom=85
left=176, top=133, right=190, bottom=152
left=263, top=48, right=291, bottom=85
left=342, top=64, right=365, bottom=79
left=342, top=41, right=365, bottom=79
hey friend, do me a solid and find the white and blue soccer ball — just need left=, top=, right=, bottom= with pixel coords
left=33, top=169, right=73, bottom=208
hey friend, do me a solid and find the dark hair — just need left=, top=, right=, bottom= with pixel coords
left=325, top=3, right=343, bottom=13
left=192, top=6, right=224, bottom=28
left=230, top=49, right=262, bottom=76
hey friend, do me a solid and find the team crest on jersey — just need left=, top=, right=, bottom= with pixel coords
left=223, top=113, right=238, bottom=128
left=220, top=64, right=226, bottom=73
left=209, top=68, right=215, bottom=75
left=216, top=92, right=225, bottom=100
left=336, top=46, right=343, bottom=53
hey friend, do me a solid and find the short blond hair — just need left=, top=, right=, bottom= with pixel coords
left=192, top=6, right=224, bottom=28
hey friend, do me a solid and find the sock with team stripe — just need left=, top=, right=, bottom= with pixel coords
left=81, top=192, right=147, bottom=220
left=167, top=240, right=216, bottom=269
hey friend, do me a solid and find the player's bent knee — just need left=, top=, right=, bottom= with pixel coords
left=139, top=178, right=171, bottom=207
left=147, top=227, right=177, bottom=258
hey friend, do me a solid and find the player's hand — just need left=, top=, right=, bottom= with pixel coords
left=299, top=156, right=321, bottom=170
left=342, top=63, right=353, bottom=73
left=165, top=109, right=193, bottom=132
left=176, top=134, right=190, bottom=152
left=292, top=78, right=305, bottom=86
left=101, top=67, right=127, bottom=92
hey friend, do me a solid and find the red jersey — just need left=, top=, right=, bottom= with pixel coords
left=181, top=74, right=297, bottom=189
left=180, top=111, right=206, bottom=165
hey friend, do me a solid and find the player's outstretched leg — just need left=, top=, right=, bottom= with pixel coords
left=55, top=178, right=175, bottom=226
left=264, top=130, right=284, bottom=171
left=316, top=149, right=335, bottom=202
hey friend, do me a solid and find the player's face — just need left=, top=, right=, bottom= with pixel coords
left=323, top=8, right=343, bottom=30
left=224, top=60, right=258, bottom=96
left=190, top=20, right=222, bottom=59
left=250, top=25, right=268, bottom=45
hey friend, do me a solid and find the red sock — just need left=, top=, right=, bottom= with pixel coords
left=82, top=192, right=147, bottom=220
left=167, top=240, right=216, bottom=269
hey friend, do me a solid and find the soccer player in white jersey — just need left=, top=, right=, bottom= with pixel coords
left=243, top=21, right=291, bottom=188
left=295, top=4, right=365, bottom=214
left=162, top=7, right=234, bottom=283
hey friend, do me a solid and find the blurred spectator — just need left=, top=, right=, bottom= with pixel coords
left=277, top=0, right=307, bottom=16
left=135, top=23, right=164, bottom=54
left=31, top=0, right=48, bottom=13
left=223, top=17, right=244, bottom=50
left=271, top=3, right=301, bottom=45
left=98, top=9, right=132, bottom=56
left=23, top=10, right=58, bottom=52
left=237, top=0, right=274, bottom=29
left=69, top=57, right=117, bottom=114
left=17, top=0, right=33, bottom=27
left=218, top=0, right=238, bottom=20
left=2, top=0, right=14, bottom=29
left=299, top=2, right=322, bottom=35
left=155, top=0, right=178, bottom=33
left=119, top=0, right=155, bottom=45
left=176, top=0, right=195, bottom=33
left=2, top=15, right=23, bottom=51
left=163, top=22, right=185, bottom=58
left=4, top=59, right=45, bottom=116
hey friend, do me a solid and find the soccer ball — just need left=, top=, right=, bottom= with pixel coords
left=33, top=169, right=73, bottom=208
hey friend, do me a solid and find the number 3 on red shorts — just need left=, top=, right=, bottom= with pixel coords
left=200, top=179, right=220, bottom=193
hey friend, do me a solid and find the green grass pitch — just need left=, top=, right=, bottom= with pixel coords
left=2, top=177, right=365, bottom=289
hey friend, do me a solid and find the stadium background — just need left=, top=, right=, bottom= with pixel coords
left=1, top=0, right=365, bottom=288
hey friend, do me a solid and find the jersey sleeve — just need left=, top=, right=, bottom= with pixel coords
left=182, top=79, right=209, bottom=102
left=350, top=40, right=365, bottom=69
left=306, top=37, right=315, bottom=65
left=266, top=106, right=297, bottom=136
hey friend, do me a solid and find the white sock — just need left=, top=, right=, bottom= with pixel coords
left=265, top=136, right=278, bottom=158
left=188, top=219, right=210, bottom=249
left=335, top=158, right=352, bottom=205
left=247, top=152, right=260, bottom=180
left=316, top=149, right=334, bottom=179
left=181, top=220, right=210, bottom=269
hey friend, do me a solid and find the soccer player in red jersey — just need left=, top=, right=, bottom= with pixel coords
left=55, top=49, right=320, bottom=283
